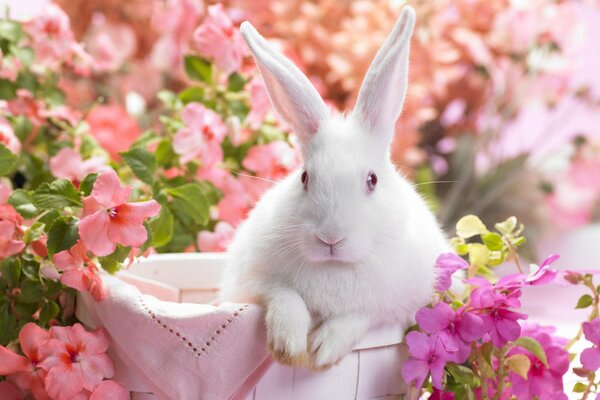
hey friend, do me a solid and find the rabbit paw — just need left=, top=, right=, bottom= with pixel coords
left=308, top=315, right=370, bottom=370
left=266, top=290, right=311, bottom=367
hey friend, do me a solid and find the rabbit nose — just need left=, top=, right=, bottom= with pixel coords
left=317, top=235, right=344, bottom=247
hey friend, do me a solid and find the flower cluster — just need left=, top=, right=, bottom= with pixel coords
left=0, top=323, right=128, bottom=399
left=402, top=215, right=600, bottom=399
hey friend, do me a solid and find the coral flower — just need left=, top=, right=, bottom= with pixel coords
left=85, top=105, right=141, bottom=160
left=24, top=4, right=75, bottom=69
left=53, top=241, right=106, bottom=301
left=90, top=380, right=129, bottom=399
left=242, top=141, right=301, bottom=181
left=0, top=116, right=21, bottom=154
left=197, top=222, right=235, bottom=252
left=0, top=220, right=25, bottom=258
left=78, top=170, right=160, bottom=257
left=39, top=324, right=114, bottom=400
left=193, top=4, right=246, bottom=74
left=0, top=323, right=51, bottom=400
left=49, top=147, right=108, bottom=184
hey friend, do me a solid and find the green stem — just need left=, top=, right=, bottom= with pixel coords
left=491, top=347, right=508, bottom=400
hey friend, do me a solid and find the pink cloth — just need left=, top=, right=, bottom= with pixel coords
left=76, top=275, right=270, bottom=400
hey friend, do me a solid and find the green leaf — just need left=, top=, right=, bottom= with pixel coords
left=456, top=215, right=488, bottom=238
left=157, top=90, right=177, bottom=108
left=32, top=179, right=83, bottom=209
left=573, top=382, right=588, bottom=393
left=149, top=206, right=174, bottom=248
left=155, top=139, right=176, bottom=168
left=8, top=189, right=39, bottom=218
left=24, top=222, right=45, bottom=243
left=79, top=173, right=98, bottom=196
left=1, top=257, right=21, bottom=287
left=39, top=301, right=60, bottom=325
left=482, top=232, right=504, bottom=251
left=495, top=216, right=517, bottom=235
left=0, top=143, right=18, bottom=175
left=46, top=217, right=79, bottom=257
left=165, top=183, right=209, bottom=225
left=480, top=342, right=494, bottom=368
left=227, top=72, right=246, bottom=92
left=11, top=115, right=33, bottom=142
left=446, top=363, right=477, bottom=385
left=98, top=245, right=130, bottom=274
left=507, top=354, right=531, bottom=379
left=575, top=294, right=593, bottom=309
left=514, top=337, right=549, bottom=368
left=0, top=20, right=24, bottom=42
left=178, top=87, right=205, bottom=104
left=184, top=55, right=212, bottom=83
left=0, top=79, right=16, bottom=100
left=18, top=279, right=44, bottom=303
left=121, top=148, right=157, bottom=185
left=0, top=303, right=18, bottom=345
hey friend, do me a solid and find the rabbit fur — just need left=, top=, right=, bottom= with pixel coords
left=219, top=6, right=450, bottom=369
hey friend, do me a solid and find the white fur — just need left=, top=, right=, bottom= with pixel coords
left=220, top=6, right=449, bottom=368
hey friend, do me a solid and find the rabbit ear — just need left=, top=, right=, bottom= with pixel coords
left=352, top=6, right=416, bottom=143
left=240, top=22, right=328, bottom=144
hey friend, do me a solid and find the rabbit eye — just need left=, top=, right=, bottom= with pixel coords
left=301, top=170, right=309, bottom=190
left=366, top=171, right=377, bottom=192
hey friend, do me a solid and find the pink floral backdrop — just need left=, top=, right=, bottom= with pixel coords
left=1, top=0, right=600, bottom=399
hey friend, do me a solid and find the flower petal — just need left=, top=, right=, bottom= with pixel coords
left=79, top=354, right=115, bottom=390
left=416, top=303, right=453, bottom=334
left=44, top=363, right=85, bottom=400
left=79, top=210, right=115, bottom=257
left=91, top=170, right=131, bottom=208
left=581, top=347, right=600, bottom=372
left=0, top=346, right=30, bottom=375
left=405, top=331, right=431, bottom=360
left=90, top=380, right=129, bottom=400
left=18, top=323, right=50, bottom=362
left=401, top=358, right=429, bottom=389
left=115, top=201, right=160, bottom=224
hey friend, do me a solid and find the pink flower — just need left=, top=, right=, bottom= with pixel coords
left=79, top=170, right=160, bottom=257
left=84, top=18, right=137, bottom=73
left=509, top=324, right=569, bottom=400
left=42, top=105, right=82, bottom=126
left=197, top=222, right=235, bottom=252
left=7, top=90, right=46, bottom=126
left=0, top=50, right=22, bottom=82
left=401, top=331, right=451, bottom=389
left=415, top=302, right=486, bottom=363
left=49, top=147, right=108, bottom=184
left=0, top=323, right=51, bottom=400
left=0, top=381, right=23, bottom=400
left=434, top=252, right=468, bottom=292
left=53, top=241, right=106, bottom=301
left=39, top=324, right=114, bottom=400
left=245, top=75, right=271, bottom=129
left=581, top=318, right=600, bottom=371
left=0, top=116, right=21, bottom=154
left=215, top=175, right=253, bottom=226
left=90, top=380, right=129, bottom=400
left=0, top=180, right=11, bottom=204
left=527, top=254, right=559, bottom=286
left=193, top=4, right=246, bottom=74
left=86, top=105, right=141, bottom=161
left=24, top=4, right=75, bottom=69
left=0, top=220, right=25, bottom=258
left=242, top=141, right=301, bottom=181
left=173, top=103, right=226, bottom=166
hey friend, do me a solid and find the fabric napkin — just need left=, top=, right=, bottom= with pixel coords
left=76, top=275, right=270, bottom=400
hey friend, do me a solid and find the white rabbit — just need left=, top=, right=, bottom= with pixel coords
left=220, top=6, right=450, bottom=369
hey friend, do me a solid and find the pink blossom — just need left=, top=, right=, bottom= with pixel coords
left=0, top=381, right=23, bottom=400
left=509, top=324, right=569, bottom=400
left=39, top=324, right=114, bottom=400
left=49, top=147, right=108, bottom=184
left=90, top=380, right=129, bottom=400
left=84, top=18, right=137, bottom=73
left=24, top=4, right=75, bottom=69
left=79, top=170, right=160, bottom=257
left=434, top=252, right=468, bottom=292
left=53, top=241, right=106, bottom=301
left=0, top=50, right=22, bottom=82
left=0, top=116, right=21, bottom=154
left=7, top=90, right=45, bottom=126
left=42, top=105, right=82, bottom=126
left=581, top=318, right=600, bottom=371
left=198, top=222, right=235, bottom=252
left=0, top=220, right=25, bottom=258
left=215, top=175, right=253, bottom=226
left=245, top=75, right=271, bottom=129
left=173, top=103, right=226, bottom=165
left=401, top=331, right=451, bottom=389
left=193, top=4, right=246, bottom=75
left=0, top=180, right=11, bottom=204
left=415, top=302, right=486, bottom=363
left=86, top=105, right=141, bottom=161
left=0, top=323, right=51, bottom=400
left=242, top=141, right=301, bottom=181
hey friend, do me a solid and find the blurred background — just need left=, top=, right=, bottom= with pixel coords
left=2, top=0, right=600, bottom=267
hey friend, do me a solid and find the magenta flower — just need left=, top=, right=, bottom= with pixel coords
left=401, top=331, right=451, bottom=389
left=581, top=318, right=600, bottom=371
left=39, top=324, right=114, bottom=400
left=509, top=324, right=569, bottom=400
left=434, top=252, right=468, bottom=291
left=193, top=4, right=246, bottom=74
left=78, top=170, right=161, bottom=257
left=416, top=302, right=486, bottom=363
